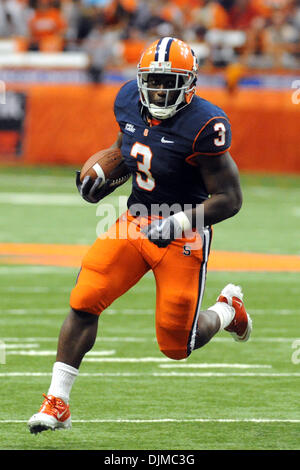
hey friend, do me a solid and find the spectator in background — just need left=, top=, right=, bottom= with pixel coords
left=74, top=5, right=98, bottom=42
left=190, top=0, right=229, bottom=32
left=81, top=12, right=120, bottom=82
left=104, top=0, right=138, bottom=26
left=251, top=0, right=294, bottom=18
left=227, top=0, right=261, bottom=30
left=289, top=0, right=300, bottom=30
left=156, top=0, right=184, bottom=37
left=28, top=0, right=66, bottom=51
left=0, top=0, right=32, bottom=37
left=0, top=0, right=299, bottom=71
left=127, top=0, right=168, bottom=38
left=241, top=15, right=269, bottom=67
left=263, top=8, right=300, bottom=67
left=61, top=0, right=82, bottom=45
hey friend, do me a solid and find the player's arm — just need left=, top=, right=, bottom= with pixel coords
left=143, top=117, right=242, bottom=247
left=76, top=132, right=124, bottom=203
left=143, top=151, right=242, bottom=247
left=173, top=151, right=242, bottom=234
left=189, top=150, right=243, bottom=228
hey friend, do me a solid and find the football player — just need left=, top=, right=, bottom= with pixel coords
left=28, top=37, right=252, bottom=433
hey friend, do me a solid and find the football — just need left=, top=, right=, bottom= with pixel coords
left=80, top=147, right=131, bottom=188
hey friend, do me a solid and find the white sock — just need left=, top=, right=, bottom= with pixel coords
left=208, top=301, right=235, bottom=331
left=47, top=361, right=78, bottom=404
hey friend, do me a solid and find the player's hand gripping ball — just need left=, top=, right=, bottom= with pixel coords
left=76, top=148, right=130, bottom=203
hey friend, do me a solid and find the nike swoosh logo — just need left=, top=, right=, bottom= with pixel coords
left=57, top=409, right=68, bottom=419
left=235, top=300, right=243, bottom=308
left=161, top=137, right=174, bottom=144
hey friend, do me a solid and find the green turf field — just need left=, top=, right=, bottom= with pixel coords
left=0, top=166, right=300, bottom=450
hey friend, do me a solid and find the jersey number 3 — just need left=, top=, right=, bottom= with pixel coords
left=214, top=122, right=226, bottom=147
left=130, top=142, right=155, bottom=191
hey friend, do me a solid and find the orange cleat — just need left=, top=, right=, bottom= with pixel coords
left=28, top=394, right=71, bottom=434
left=217, top=284, right=252, bottom=342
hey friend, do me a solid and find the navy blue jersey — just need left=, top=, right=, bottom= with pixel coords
left=114, top=80, right=231, bottom=214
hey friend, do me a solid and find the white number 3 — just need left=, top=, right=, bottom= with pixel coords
left=130, top=142, right=155, bottom=192
left=214, top=122, right=226, bottom=147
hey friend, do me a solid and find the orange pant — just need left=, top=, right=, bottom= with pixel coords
left=70, top=211, right=212, bottom=360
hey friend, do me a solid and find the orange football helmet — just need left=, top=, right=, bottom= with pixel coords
left=137, top=37, right=198, bottom=120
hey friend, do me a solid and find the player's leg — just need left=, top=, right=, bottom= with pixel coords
left=55, top=308, right=99, bottom=370
left=56, top=243, right=149, bottom=371
left=152, top=228, right=251, bottom=360
left=28, top=216, right=150, bottom=433
left=152, top=227, right=214, bottom=359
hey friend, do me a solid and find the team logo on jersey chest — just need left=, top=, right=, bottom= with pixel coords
left=125, top=123, right=136, bottom=133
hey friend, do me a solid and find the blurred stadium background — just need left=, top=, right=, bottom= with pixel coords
left=0, top=0, right=300, bottom=451
left=0, top=0, right=299, bottom=168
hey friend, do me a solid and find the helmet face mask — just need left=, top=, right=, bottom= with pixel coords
left=137, top=38, right=198, bottom=120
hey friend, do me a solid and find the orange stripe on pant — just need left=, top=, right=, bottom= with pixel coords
left=70, top=212, right=212, bottom=360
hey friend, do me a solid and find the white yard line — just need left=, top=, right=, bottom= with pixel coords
left=0, top=287, right=70, bottom=293
left=249, top=309, right=300, bottom=315
left=6, top=350, right=115, bottom=356
left=1, top=308, right=67, bottom=315
left=0, top=372, right=299, bottom=377
left=214, top=337, right=298, bottom=343
left=4, top=344, right=39, bottom=349
left=0, top=193, right=86, bottom=206
left=1, top=307, right=299, bottom=316
left=0, top=337, right=150, bottom=343
left=159, top=363, right=272, bottom=369
left=0, top=266, right=75, bottom=274
left=0, top=336, right=298, bottom=344
left=0, top=192, right=122, bottom=206
left=1, top=418, right=300, bottom=424
left=1, top=308, right=154, bottom=315
left=0, top=175, right=72, bottom=185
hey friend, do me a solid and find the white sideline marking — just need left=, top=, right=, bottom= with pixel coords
left=1, top=308, right=154, bottom=315
left=0, top=192, right=122, bottom=206
left=1, top=418, right=300, bottom=424
left=0, top=175, right=72, bottom=185
left=251, top=309, right=300, bottom=315
left=0, top=336, right=298, bottom=344
left=159, top=363, right=272, bottom=369
left=2, top=307, right=299, bottom=316
left=2, top=308, right=66, bottom=315
left=0, top=287, right=70, bottom=293
left=83, top=357, right=178, bottom=363
left=0, top=193, right=86, bottom=206
left=0, top=266, right=75, bottom=274
left=0, top=266, right=298, bottom=278
left=0, top=351, right=276, bottom=367
left=215, top=337, right=298, bottom=343
left=1, top=372, right=300, bottom=378
left=4, top=352, right=172, bottom=361
left=6, top=350, right=115, bottom=356
left=1, top=337, right=149, bottom=343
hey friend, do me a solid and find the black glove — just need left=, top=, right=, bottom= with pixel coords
left=75, top=171, right=115, bottom=204
left=141, top=216, right=183, bottom=248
